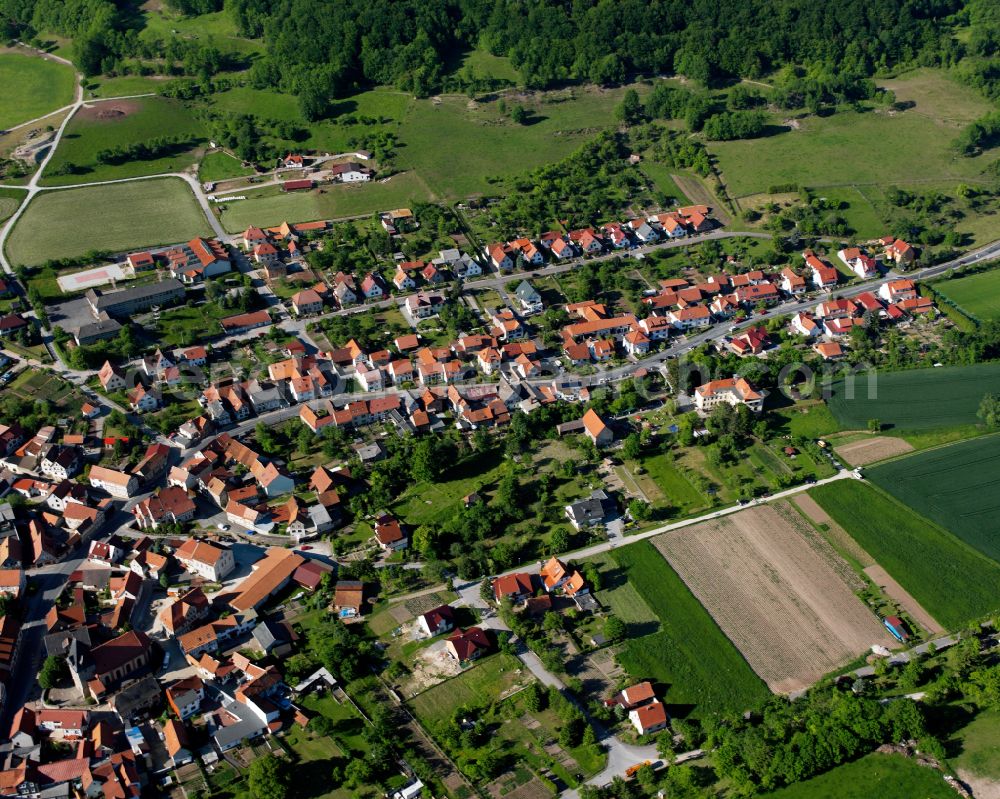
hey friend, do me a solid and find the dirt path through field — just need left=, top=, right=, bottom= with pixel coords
left=835, top=436, right=915, bottom=466
left=671, top=173, right=731, bottom=225
left=654, top=503, right=896, bottom=693
left=792, top=494, right=875, bottom=568
left=863, top=564, right=945, bottom=635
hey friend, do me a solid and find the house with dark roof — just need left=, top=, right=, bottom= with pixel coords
left=417, top=605, right=455, bottom=637
left=565, top=489, right=615, bottom=530
left=492, top=573, right=533, bottom=603
left=446, top=627, right=490, bottom=663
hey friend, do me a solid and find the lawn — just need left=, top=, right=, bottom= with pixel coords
left=809, top=480, right=1000, bottom=628
left=408, top=653, right=527, bottom=726
left=949, top=710, right=1000, bottom=782
left=810, top=186, right=885, bottom=238
left=761, top=752, right=955, bottom=799
left=771, top=401, right=842, bottom=439
left=867, top=435, right=1000, bottom=563
left=0, top=53, right=76, bottom=130
left=7, top=178, right=211, bottom=266
left=41, top=96, right=207, bottom=186
left=711, top=70, right=994, bottom=197
left=600, top=541, right=770, bottom=717
left=934, top=267, right=1000, bottom=321
left=633, top=451, right=711, bottom=514
left=217, top=173, right=433, bottom=231
left=825, top=362, right=1000, bottom=431
left=0, top=188, right=25, bottom=224
left=199, top=150, right=256, bottom=183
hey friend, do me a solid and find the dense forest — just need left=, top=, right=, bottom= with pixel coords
left=0, top=0, right=984, bottom=110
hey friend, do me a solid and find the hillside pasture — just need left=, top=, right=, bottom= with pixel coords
left=6, top=178, right=211, bottom=266
left=711, top=69, right=994, bottom=198
left=825, top=362, right=1000, bottom=431
left=867, top=435, right=1000, bottom=563
left=651, top=502, right=894, bottom=693
left=934, top=267, right=1000, bottom=321
left=0, top=52, right=76, bottom=131
left=42, top=97, right=207, bottom=186
left=809, top=480, right=1000, bottom=628
left=599, top=541, right=770, bottom=717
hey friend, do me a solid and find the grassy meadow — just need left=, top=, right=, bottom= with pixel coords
left=7, top=178, right=211, bottom=266
left=217, top=172, right=433, bottom=231
left=711, top=70, right=994, bottom=198
left=0, top=188, right=26, bottom=223
left=809, top=480, right=1000, bottom=628
left=0, top=52, right=76, bottom=130
left=762, top=753, right=956, bottom=799
left=867, top=435, right=1000, bottom=563
left=42, top=96, right=207, bottom=186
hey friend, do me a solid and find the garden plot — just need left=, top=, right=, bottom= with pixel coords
left=652, top=502, right=896, bottom=693
left=835, top=436, right=914, bottom=466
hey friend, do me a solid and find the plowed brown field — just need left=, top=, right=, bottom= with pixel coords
left=652, top=502, right=896, bottom=693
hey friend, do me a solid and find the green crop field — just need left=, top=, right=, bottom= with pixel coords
left=408, top=653, right=527, bottom=726
left=0, top=53, right=76, bottom=131
left=825, top=362, right=1000, bottom=431
left=763, top=753, right=955, bottom=799
left=934, top=268, right=1000, bottom=321
left=711, top=70, right=993, bottom=198
left=41, top=97, right=207, bottom=186
left=7, top=178, right=211, bottom=266
left=867, top=435, right=1000, bottom=563
left=605, top=541, right=769, bottom=717
left=810, top=480, right=1000, bottom=628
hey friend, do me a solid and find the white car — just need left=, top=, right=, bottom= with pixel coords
left=217, top=523, right=229, bottom=531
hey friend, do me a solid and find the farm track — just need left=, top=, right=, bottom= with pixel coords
left=652, top=502, right=896, bottom=693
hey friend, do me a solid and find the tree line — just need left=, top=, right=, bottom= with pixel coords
left=95, top=135, right=194, bottom=165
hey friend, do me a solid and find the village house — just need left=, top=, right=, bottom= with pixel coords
left=837, top=247, right=878, bottom=279
left=791, top=312, right=821, bottom=338
left=492, top=573, right=533, bottom=603
left=486, top=243, right=514, bottom=272
left=87, top=466, right=139, bottom=499
left=132, top=486, right=196, bottom=530
left=882, top=237, right=916, bottom=266
left=803, top=251, right=838, bottom=288
left=779, top=267, right=807, bottom=295
left=565, top=489, right=615, bottom=530
left=694, top=377, right=764, bottom=413
left=447, top=627, right=491, bottom=663
left=291, top=288, right=324, bottom=316
left=334, top=580, right=365, bottom=618
left=417, top=604, right=455, bottom=637
left=374, top=514, right=408, bottom=551
left=630, top=700, right=669, bottom=735
left=879, top=279, right=918, bottom=303
left=582, top=408, right=613, bottom=447
left=175, top=539, right=236, bottom=582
